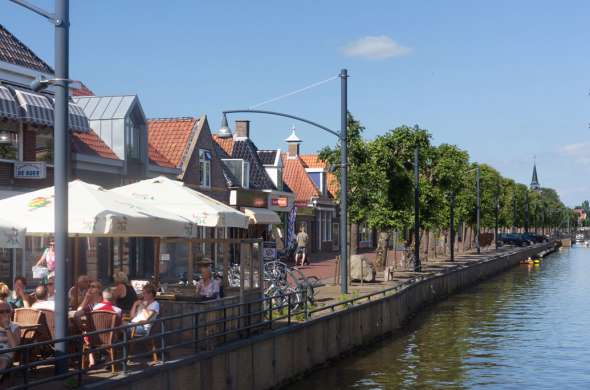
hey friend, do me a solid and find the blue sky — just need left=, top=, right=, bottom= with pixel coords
left=2, top=0, right=589, bottom=206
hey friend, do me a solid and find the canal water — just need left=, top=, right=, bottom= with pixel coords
left=286, top=246, right=590, bottom=389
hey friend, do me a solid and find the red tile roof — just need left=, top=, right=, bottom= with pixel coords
left=71, top=130, right=119, bottom=160
left=148, top=145, right=175, bottom=168
left=0, top=24, right=53, bottom=74
left=71, top=82, right=94, bottom=97
left=148, top=117, right=198, bottom=168
left=300, top=154, right=339, bottom=197
left=212, top=135, right=235, bottom=156
left=282, top=153, right=321, bottom=206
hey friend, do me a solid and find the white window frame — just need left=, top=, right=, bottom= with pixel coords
left=199, top=149, right=211, bottom=188
left=242, top=161, right=250, bottom=189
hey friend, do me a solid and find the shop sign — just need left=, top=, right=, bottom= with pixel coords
left=160, top=253, right=171, bottom=262
left=271, top=197, right=289, bottom=207
left=14, top=162, right=46, bottom=179
left=230, top=189, right=267, bottom=208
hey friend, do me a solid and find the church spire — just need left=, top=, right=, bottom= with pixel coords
left=530, top=159, right=540, bottom=191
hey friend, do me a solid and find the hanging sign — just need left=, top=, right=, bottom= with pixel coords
left=14, top=162, right=46, bottom=179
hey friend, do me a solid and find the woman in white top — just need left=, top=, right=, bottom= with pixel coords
left=195, top=263, right=220, bottom=300
left=130, top=284, right=160, bottom=336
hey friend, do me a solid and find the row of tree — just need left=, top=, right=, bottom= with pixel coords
left=320, top=114, right=576, bottom=269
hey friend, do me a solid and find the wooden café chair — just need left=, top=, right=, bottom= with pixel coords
left=129, top=312, right=160, bottom=364
left=81, top=311, right=120, bottom=373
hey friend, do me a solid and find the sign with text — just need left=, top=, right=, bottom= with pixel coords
left=14, top=162, right=46, bottom=179
left=271, top=197, right=289, bottom=207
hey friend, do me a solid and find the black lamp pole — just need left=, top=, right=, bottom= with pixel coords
left=414, top=147, right=421, bottom=272
left=525, top=191, right=530, bottom=233
left=495, top=180, right=500, bottom=250
left=476, top=165, right=481, bottom=254
left=9, top=0, right=70, bottom=374
left=450, top=192, right=455, bottom=262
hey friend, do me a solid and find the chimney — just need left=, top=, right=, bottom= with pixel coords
left=285, top=126, right=301, bottom=158
left=235, top=120, right=250, bottom=139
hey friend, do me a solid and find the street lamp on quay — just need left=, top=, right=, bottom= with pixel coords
left=221, top=69, right=350, bottom=294
left=9, top=0, right=70, bottom=373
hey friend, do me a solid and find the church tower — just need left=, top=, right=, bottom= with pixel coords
left=530, top=161, right=540, bottom=191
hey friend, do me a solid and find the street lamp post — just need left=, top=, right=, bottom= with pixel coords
left=495, top=179, right=500, bottom=250
left=9, top=0, right=69, bottom=373
left=512, top=188, right=517, bottom=233
left=476, top=165, right=481, bottom=254
left=222, top=69, right=349, bottom=293
left=414, top=147, right=421, bottom=272
left=450, top=192, right=455, bottom=262
left=525, top=191, right=530, bottom=233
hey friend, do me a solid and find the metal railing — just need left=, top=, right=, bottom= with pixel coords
left=0, top=243, right=553, bottom=389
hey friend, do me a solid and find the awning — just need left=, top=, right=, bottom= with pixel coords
left=67, top=102, right=91, bottom=132
left=14, top=89, right=53, bottom=126
left=0, top=86, right=19, bottom=120
left=243, top=207, right=281, bottom=225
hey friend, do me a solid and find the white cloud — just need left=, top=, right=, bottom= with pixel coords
left=559, top=142, right=590, bottom=165
left=342, top=35, right=412, bottom=60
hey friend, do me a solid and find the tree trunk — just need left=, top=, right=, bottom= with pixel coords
left=375, top=230, right=389, bottom=271
left=424, top=230, right=430, bottom=261
left=350, top=223, right=359, bottom=255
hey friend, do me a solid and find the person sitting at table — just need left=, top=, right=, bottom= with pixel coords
left=113, top=271, right=137, bottom=312
left=7, top=276, right=31, bottom=309
left=68, top=275, right=90, bottom=308
left=93, top=288, right=123, bottom=318
left=76, top=281, right=102, bottom=312
left=0, top=283, right=9, bottom=303
left=0, top=302, right=20, bottom=378
left=46, top=275, right=55, bottom=301
left=129, top=284, right=159, bottom=336
left=31, top=285, right=54, bottom=311
left=195, top=262, right=220, bottom=300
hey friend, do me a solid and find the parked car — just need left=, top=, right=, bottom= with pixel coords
left=521, top=232, right=548, bottom=243
left=497, top=233, right=530, bottom=247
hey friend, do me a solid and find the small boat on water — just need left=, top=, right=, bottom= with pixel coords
left=575, top=233, right=584, bottom=242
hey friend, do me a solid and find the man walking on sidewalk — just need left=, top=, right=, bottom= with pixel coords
left=296, top=226, right=309, bottom=267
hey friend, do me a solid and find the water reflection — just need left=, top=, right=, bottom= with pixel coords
left=286, top=247, right=590, bottom=389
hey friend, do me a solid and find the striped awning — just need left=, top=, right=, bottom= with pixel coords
left=0, top=86, right=19, bottom=120
left=14, top=89, right=53, bottom=126
left=67, top=102, right=90, bottom=132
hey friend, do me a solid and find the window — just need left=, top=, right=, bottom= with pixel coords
left=35, top=127, right=52, bottom=162
left=199, top=149, right=211, bottom=188
left=306, top=169, right=326, bottom=195
left=242, top=161, right=250, bottom=189
left=277, top=167, right=283, bottom=191
left=317, top=210, right=333, bottom=242
left=0, top=129, right=19, bottom=161
left=359, top=222, right=371, bottom=244
left=222, top=159, right=250, bottom=189
left=125, top=116, right=141, bottom=159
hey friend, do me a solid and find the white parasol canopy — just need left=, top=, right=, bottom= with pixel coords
left=110, top=176, right=249, bottom=229
left=0, top=180, right=195, bottom=237
left=0, top=218, right=25, bottom=248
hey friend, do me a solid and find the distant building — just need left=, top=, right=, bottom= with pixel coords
left=574, top=208, right=587, bottom=224
left=530, top=162, right=541, bottom=191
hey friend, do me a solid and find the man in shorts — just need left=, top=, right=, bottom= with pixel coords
left=296, top=226, right=309, bottom=267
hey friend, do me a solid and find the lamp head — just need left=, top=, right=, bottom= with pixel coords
left=30, top=76, right=49, bottom=92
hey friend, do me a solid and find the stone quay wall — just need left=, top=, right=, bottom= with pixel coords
left=85, top=243, right=556, bottom=390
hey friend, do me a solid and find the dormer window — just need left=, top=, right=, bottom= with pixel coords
left=125, top=115, right=141, bottom=160
left=199, top=149, right=212, bottom=188
left=222, top=158, right=250, bottom=189
left=306, top=168, right=326, bottom=195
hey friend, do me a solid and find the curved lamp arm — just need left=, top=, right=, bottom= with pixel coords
left=222, top=109, right=340, bottom=138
